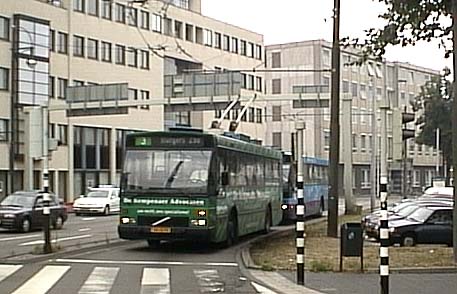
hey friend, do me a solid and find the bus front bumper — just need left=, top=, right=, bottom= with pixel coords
left=118, top=224, right=213, bottom=241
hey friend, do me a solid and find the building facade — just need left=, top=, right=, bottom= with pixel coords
left=264, top=40, right=441, bottom=196
left=0, top=0, right=267, bottom=202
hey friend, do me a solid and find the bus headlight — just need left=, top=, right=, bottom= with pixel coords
left=197, top=209, right=207, bottom=217
left=281, top=204, right=288, bottom=210
left=121, top=217, right=136, bottom=224
left=191, top=219, right=207, bottom=226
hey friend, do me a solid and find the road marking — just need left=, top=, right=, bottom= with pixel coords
left=82, top=217, right=96, bottom=221
left=251, top=281, right=278, bottom=294
left=19, top=234, right=92, bottom=246
left=0, top=264, right=22, bottom=283
left=194, top=269, right=224, bottom=293
left=141, top=268, right=170, bottom=294
left=12, top=265, right=70, bottom=294
left=0, top=234, right=41, bottom=242
left=78, top=228, right=92, bottom=232
left=79, top=267, right=119, bottom=294
left=55, top=258, right=238, bottom=267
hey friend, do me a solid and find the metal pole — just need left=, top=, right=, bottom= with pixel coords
left=436, top=128, right=440, bottom=175
left=451, top=0, right=457, bottom=264
left=295, top=121, right=305, bottom=285
left=370, top=79, right=377, bottom=212
left=342, top=97, right=355, bottom=213
left=42, top=106, right=52, bottom=254
left=379, top=105, right=389, bottom=294
left=328, top=0, right=341, bottom=237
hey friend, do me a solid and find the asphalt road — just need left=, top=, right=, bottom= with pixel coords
left=0, top=213, right=119, bottom=259
left=0, top=237, right=265, bottom=293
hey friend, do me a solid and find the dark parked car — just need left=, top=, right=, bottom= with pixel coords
left=389, top=206, right=453, bottom=246
left=0, top=191, right=68, bottom=233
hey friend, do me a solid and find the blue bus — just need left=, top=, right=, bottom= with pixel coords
left=281, top=155, right=329, bottom=222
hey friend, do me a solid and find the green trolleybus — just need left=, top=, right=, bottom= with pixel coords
left=117, top=129, right=283, bottom=247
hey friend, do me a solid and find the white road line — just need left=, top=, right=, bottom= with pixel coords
left=78, top=228, right=92, bottom=232
left=82, top=217, right=96, bottom=221
left=79, top=267, right=119, bottom=294
left=12, top=265, right=70, bottom=294
left=141, top=268, right=170, bottom=294
left=19, top=234, right=92, bottom=246
left=54, top=258, right=238, bottom=267
left=0, top=234, right=41, bottom=242
left=194, top=269, right=224, bottom=292
left=251, top=281, right=278, bottom=294
left=0, top=265, right=22, bottom=283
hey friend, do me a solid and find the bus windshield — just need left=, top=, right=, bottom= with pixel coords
left=123, top=149, right=212, bottom=193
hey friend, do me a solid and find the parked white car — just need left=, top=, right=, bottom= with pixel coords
left=73, top=186, right=120, bottom=216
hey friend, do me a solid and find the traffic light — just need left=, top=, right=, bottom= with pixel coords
left=392, top=108, right=415, bottom=160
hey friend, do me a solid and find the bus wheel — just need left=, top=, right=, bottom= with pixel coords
left=318, top=198, right=324, bottom=216
left=225, top=214, right=238, bottom=247
left=147, top=239, right=161, bottom=248
left=262, top=207, right=271, bottom=234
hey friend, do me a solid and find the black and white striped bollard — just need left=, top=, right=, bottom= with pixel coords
left=379, top=175, right=389, bottom=294
left=295, top=121, right=305, bottom=285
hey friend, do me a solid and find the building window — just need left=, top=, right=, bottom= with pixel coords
left=185, top=24, right=194, bottom=42
left=360, top=134, right=367, bottom=151
left=360, top=84, right=367, bottom=99
left=223, top=35, right=230, bottom=51
left=58, top=124, right=68, bottom=145
left=0, top=119, right=8, bottom=141
left=272, top=105, right=281, bottom=122
left=203, top=29, right=212, bottom=46
left=247, top=75, right=254, bottom=90
left=58, top=78, right=68, bottom=99
left=231, top=37, right=238, bottom=53
left=248, top=107, right=255, bottom=122
left=271, top=52, right=281, bottom=68
left=49, top=29, right=55, bottom=52
left=174, top=21, right=183, bottom=39
left=87, top=0, right=98, bottom=16
left=255, top=45, right=262, bottom=60
left=73, top=80, right=84, bottom=86
left=115, top=44, right=126, bottom=65
left=127, top=7, right=138, bottom=26
left=163, top=18, right=173, bottom=36
left=324, top=130, right=330, bottom=150
left=272, top=79, right=281, bottom=94
left=352, top=133, right=357, bottom=151
left=129, top=88, right=138, bottom=100
left=87, top=38, right=98, bottom=60
left=351, top=82, right=358, bottom=97
left=256, top=108, right=262, bottom=123
left=140, top=50, right=149, bottom=69
left=140, top=11, right=149, bottom=29
left=322, top=49, right=331, bottom=66
left=115, top=3, right=126, bottom=23
left=152, top=14, right=162, bottom=33
left=73, top=35, right=85, bottom=57
left=247, top=42, right=254, bottom=58
left=49, top=76, right=55, bottom=98
left=214, top=32, right=221, bottom=49
left=360, top=108, right=366, bottom=124
left=0, top=67, right=9, bottom=90
left=0, top=16, right=9, bottom=40
left=58, top=32, right=68, bottom=54
left=342, top=80, right=349, bottom=93
left=362, top=169, right=371, bottom=188
left=255, top=76, right=262, bottom=92
left=127, top=48, right=137, bottom=67
left=73, top=0, right=85, bottom=12
left=240, top=40, right=246, bottom=56
left=101, top=0, right=112, bottom=20
left=101, top=41, right=112, bottom=62
left=272, top=132, right=282, bottom=149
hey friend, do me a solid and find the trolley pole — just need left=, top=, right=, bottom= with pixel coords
left=379, top=106, right=389, bottom=294
left=42, top=106, right=52, bottom=254
left=295, top=121, right=305, bottom=285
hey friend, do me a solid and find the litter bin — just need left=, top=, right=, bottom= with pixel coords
left=341, top=222, right=363, bottom=257
left=340, top=222, right=364, bottom=272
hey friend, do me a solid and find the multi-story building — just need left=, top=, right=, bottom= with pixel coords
left=264, top=40, right=441, bottom=196
left=0, top=0, right=267, bottom=201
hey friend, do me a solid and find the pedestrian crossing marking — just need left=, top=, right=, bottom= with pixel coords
left=79, top=267, right=119, bottom=294
left=141, top=268, right=170, bottom=294
left=0, top=265, right=22, bottom=283
left=193, top=269, right=224, bottom=293
left=12, top=265, right=70, bottom=294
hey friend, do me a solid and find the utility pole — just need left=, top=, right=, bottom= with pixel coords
left=328, top=0, right=341, bottom=238
left=452, top=0, right=457, bottom=264
left=295, top=121, right=305, bottom=285
left=370, top=79, right=378, bottom=212
left=42, top=106, right=52, bottom=254
left=342, top=96, right=355, bottom=214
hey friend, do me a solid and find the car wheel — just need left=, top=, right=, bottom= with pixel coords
left=20, top=218, right=31, bottom=233
left=318, top=197, right=324, bottom=216
left=147, top=239, right=161, bottom=248
left=53, top=215, right=64, bottom=230
left=103, top=206, right=110, bottom=216
left=401, top=234, right=416, bottom=247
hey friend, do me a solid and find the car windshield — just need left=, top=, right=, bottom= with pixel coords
left=396, top=205, right=419, bottom=217
left=0, top=194, right=35, bottom=208
left=123, top=149, right=212, bottom=193
left=86, top=191, right=109, bottom=198
left=407, top=207, right=434, bottom=223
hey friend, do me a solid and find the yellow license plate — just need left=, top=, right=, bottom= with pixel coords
left=151, top=227, right=171, bottom=233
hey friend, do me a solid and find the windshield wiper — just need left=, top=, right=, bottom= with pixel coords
left=165, top=160, right=184, bottom=188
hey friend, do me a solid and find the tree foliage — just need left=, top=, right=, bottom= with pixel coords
left=342, top=0, right=453, bottom=62
left=412, top=75, right=453, bottom=167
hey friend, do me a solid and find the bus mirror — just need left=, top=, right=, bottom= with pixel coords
left=221, top=172, right=229, bottom=186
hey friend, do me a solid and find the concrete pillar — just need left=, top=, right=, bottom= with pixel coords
left=67, top=122, right=74, bottom=203
left=342, top=96, right=355, bottom=213
left=54, top=170, right=59, bottom=197
left=110, top=127, right=117, bottom=185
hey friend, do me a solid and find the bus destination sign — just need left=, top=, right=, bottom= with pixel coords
left=133, top=136, right=205, bottom=148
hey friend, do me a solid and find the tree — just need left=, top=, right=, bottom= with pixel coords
left=342, top=0, right=453, bottom=63
left=413, top=75, right=453, bottom=178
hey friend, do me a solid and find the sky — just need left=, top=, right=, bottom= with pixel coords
left=202, top=0, right=452, bottom=73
